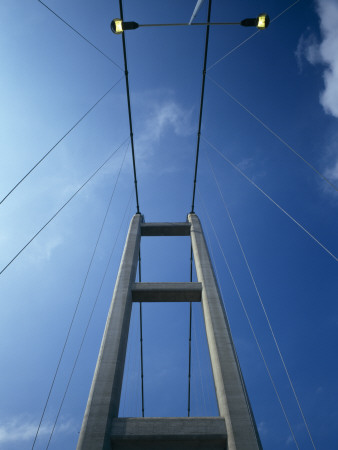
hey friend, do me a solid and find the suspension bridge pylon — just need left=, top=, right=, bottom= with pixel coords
left=77, top=213, right=262, bottom=450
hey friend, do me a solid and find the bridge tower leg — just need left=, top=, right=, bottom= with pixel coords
left=77, top=213, right=261, bottom=450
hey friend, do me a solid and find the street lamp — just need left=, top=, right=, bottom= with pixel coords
left=111, top=13, right=270, bottom=34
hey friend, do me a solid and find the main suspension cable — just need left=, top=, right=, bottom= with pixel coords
left=197, top=187, right=300, bottom=449
left=0, top=137, right=129, bottom=277
left=0, top=78, right=123, bottom=206
left=191, top=0, right=212, bottom=213
left=207, top=0, right=301, bottom=71
left=203, top=136, right=338, bottom=262
left=44, top=191, right=133, bottom=449
left=32, top=141, right=129, bottom=449
left=118, top=0, right=141, bottom=214
left=37, top=0, right=123, bottom=71
left=207, top=76, right=338, bottom=192
left=205, top=152, right=316, bottom=449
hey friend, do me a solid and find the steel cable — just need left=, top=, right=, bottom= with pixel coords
left=0, top=78, right=123, bottom=206
left=191, top=0, right=213, bottom=213
left=207, top=0, right=302, bottom=71
left=118, top=0, right=141, bottom=214
left=0, top=137, right=129, bottom=277
left=207, top=76, right=338, bottom=193
left=203, top=136, right=338, bottom=263
left=37, top=0, right=123, bottom=71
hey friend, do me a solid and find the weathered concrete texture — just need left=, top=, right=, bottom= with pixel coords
left=189, top=214, right=262, bottom=450
left=111, top=417, right=227, bottom=450
left=131, top=282, right=202, bottom=302
left=77, top=214, right=142, bottom=450
left=141, top=222, right=190, bottom=236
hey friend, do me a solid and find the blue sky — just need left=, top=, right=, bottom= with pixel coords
left=1, top=0, right=338, bottom=448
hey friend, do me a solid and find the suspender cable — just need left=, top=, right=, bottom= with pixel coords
left=118, top=0, right=140, bottom=214
left=187, top=246, right=193, bottom=416
left=190, top=0, right=212, bottom=213
left=138, top=249, right=145, bottom=417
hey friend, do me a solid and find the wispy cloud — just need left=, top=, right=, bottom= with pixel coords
left=324, top=158, right=338, bottom=183
left=133, top=90, right=195, bottom=164
left=295, top=1, right=338, bottom=197
left=296, top=0, right=338, bottom=118
left=0, top=415, right=76, bottom=445
left=295, top=30, right=319, bottom=72
left=141, top=100, right=194, bottom=143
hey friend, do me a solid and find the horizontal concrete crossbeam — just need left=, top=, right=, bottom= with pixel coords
left=141, top=222, right=191, bottom=236
left=131, top=282, right=202, bottom=302
left=111, top=417, right=227, bottom=450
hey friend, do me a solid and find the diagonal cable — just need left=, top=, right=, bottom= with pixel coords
left=207, top=76, right=338, bottom=192
left=207, top=0, right=301, bottom=71
left=37, top=0, right=123, bottom=71
left=203, top=136, right=338, bottom=262
left=0, top=78, right=123, bottom=206
left=191, top=0, right=213, bottom=213
left=205, top=152, right=316, bottom=449
left=118, top=0, right=141, bottom=214
left=197, top=187, right=301, bottom=449
left=0, top=137, right=129, bottom=277
left=44, top=189, right=133, bottom=450
left=32, top=141, right=129, bottom=449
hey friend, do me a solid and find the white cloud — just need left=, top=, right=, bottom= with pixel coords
left=295, top=31, right=319, bottom=71
left=296, top=0, right=338, bottom=117
left=142, top=100, right=194, bottom=143
left=325, top=158, right=338, bottom=182
left=133, top=91, right=195, bottom=162
left=0, top=415, right=76, bottom=444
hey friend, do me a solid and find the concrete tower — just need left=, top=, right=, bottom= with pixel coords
left=77, top=214, right=261, bottom=450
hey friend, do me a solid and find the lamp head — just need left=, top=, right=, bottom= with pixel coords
left=256, top=13, right=270, bottom=29
left=111, top=18, right=139, bottom=34
left=241, top=13, right=270, bottom=29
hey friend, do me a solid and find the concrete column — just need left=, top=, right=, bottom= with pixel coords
left=189, top=213, right=261, bottom=450
left=77, top=214, right=142, bottom=450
